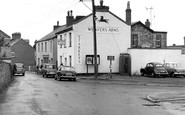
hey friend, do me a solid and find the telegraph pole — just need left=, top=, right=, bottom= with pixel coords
left=92, top=0, right=98, bottom=78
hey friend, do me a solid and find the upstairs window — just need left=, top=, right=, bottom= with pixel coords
left=45, top=42, right=47, bottom=52
left=69, top=33, right=72, bottom=47
left=132, top=34, right=138, bottom=48
left=11, top=52, right=15, bottom=57
left=41, top=43, right=43, bottom=52
left=156, top=35, right=161, bottom=48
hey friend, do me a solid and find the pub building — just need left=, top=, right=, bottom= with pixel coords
left=56, top=1, right=131, bottom=74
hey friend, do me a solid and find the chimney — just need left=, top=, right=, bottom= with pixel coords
left=126, top=1, right=131, bottom=25
left=66, top=10, right=74, bottom=26
left=145, top=19, right=150, bottom=28
left=12, top=32, right=21, bottom=40
left=53, top=21, right=60, bottom=30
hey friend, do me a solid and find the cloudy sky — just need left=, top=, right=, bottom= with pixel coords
left=0, top=0, right=184, bottom=46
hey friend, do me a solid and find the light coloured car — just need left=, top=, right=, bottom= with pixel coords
left=42, top=64, right=57, bottom=77
left=55, top=66, right=76, bottom=81
left=163, top=62, right=185, bottom=77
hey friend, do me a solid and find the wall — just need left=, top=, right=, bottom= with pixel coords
left=11, top=39, right=35, bottom=71
left=128, top=48, right=185, bottom=75
left=73, top=11, right=130, bottom=73
left=0, top=61, right=12, bottom=92
left=131, top=23, right=167, bottom=48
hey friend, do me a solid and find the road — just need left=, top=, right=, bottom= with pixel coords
left=0, top=72, right=184, bottom=115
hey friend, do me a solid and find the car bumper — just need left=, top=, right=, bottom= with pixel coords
left=174, top=72, right=185, bottom=76
left=155, top=73, right=168, bottom=76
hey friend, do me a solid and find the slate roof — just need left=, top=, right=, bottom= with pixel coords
left=37, top=25, right=66, bottom=42
left=131, top=21, right=167, bottom=33
left=0, top=30, right=10, bottom=38
left=38, top=5, right=129, bottom=42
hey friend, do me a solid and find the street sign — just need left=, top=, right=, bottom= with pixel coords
left=107, top=56, right=114, bottom=61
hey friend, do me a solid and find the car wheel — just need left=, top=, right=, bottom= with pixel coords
left=73, top=78, right=76, bottom=81
left=54, top=74, right=57, bottom=80
left=151, top=73, right=156, bottom=77
left=141, top=71, right=145, bottom=76
left=171, top=72, right=176, bottom=77
left=56, top=74, right=60, bottom=81
left=22, top=73, right=25, bottom=76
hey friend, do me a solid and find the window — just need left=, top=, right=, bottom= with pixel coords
left=65, top=58, right=67, bottom=66
left=41, top=43, right=43, bottom=52
left=45, top=42, right=47, bottom=52
left=50, top=41, right=53, bottom=52
left=38, top=58, right=40, bottom=65
left=51, top=58, right=53, bottom=64
left=60, top=56, right=63, bottom=65
left=11, top=52, right=15, bottom=57
left=69, top=33, right=72, bottom=47
left=64, top=34, right=67, bottom=48
left=69, top=55, right=72, bottom=66
left=156, top=35, right=161, bottom=48
left=60, top=35, right=62, bottom=48
left=38, top=43, right=40, bottom=52
left=132, top=34, right=138, bottom=48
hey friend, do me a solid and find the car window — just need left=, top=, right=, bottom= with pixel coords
left=45, top=65, right=56, bottom=69
left=61, top=66, right=75, bottom=71
left=155, top=64, right=163, bottom=67
left=15, top=63, right=23, bottom=68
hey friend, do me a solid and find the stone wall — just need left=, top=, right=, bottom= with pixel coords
left=131, top=23, right=167, bottom=48
left=0, top=61, right=13, bottom=93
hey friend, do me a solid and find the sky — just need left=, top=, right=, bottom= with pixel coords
left=0, top=0, right=184, bottom=46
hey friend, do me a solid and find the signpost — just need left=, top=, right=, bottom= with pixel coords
left=107, top=56, right=114, bottom=79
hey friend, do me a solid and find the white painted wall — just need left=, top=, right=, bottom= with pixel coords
left=73, top=11, right=130, bottom=73
left=128, top=49, right=185, bottom=75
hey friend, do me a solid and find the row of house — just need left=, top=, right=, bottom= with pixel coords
left=0, top=32, right=35, bottom=71
left=35, top=1, right=185, bottom=75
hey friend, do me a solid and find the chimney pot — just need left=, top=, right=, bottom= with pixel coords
left=145, top=19, right=150, bottom=28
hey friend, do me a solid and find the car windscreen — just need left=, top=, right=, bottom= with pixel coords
left=170, top=63, right=182, bottom=69
left=155, top=64, right=163, bottom=67
left=61, top=67, right=75, bottom=71
left=46, top=65, right=56, bottom=69
left=15, top=63, right=23, bottom=68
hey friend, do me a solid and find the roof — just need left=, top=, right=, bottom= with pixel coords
left=55, top=11, right=128, bottom=35
left=37, top=25, right=66, bottom=42
left=0, top=30, right=10, bottom=38
left=10, top=38, right=34, bottom=49
left=131, top=21, right=167, bottom=33
left=10, top=38, right=21, bottom=46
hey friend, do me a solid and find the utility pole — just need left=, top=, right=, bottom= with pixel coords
left=92, top=0, right=98, bottom=78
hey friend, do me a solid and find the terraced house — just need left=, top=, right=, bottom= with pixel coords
left=36, top=21, right=64, bottom=66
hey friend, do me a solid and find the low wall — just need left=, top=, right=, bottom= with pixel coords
left=128, top=48, right=185, bottom=75
left=0, top=61, right=13, bottom=93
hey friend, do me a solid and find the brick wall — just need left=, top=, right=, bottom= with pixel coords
left=0, top=61, right=13, bottom=93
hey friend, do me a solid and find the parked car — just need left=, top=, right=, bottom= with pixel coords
left=140, top=62, right=168, bottom=77
left=55, top=66, right=76, bottom=81
left=13, top=63, right=25, bottom=76
left=42, top=64, right=57, bottom=77
left=163, top=62, right=185, bottom=77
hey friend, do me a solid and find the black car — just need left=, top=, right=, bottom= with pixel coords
left=140, top=62, right=168, bottom=77
left=13, top=63, right=25, bottom=76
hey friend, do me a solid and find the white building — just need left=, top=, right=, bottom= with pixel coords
left=56, top=4, right=131, bottom=74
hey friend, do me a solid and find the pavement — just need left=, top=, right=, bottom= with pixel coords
left=78, top=74, right=185, bottom=103
left=78, top=74, right=185, bottom=87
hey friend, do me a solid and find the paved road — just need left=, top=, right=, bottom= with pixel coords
left=0, top=72, right=183, bottom=115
